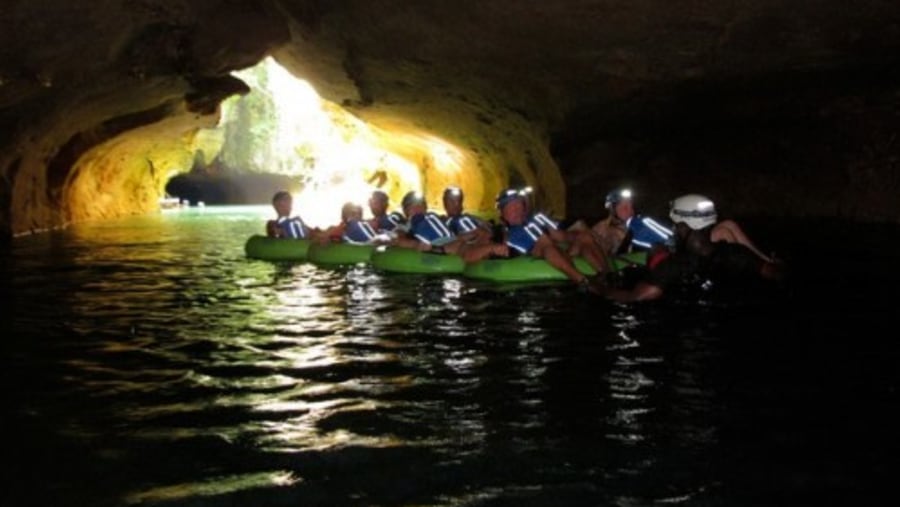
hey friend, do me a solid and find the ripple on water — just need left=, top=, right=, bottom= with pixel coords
left=5, top=209, right=891, bottom=507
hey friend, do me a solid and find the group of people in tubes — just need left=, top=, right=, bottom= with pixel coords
left=265, top=185, right=785, bottom=302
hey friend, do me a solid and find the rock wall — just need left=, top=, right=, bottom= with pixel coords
left=0, top=1, right=287, bottom=236
left=558, top=70, right=900, bottom=222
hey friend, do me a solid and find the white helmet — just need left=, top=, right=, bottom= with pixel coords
left=669, top=194, right=717, bottom=230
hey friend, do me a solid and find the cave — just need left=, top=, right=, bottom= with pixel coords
left=6, top=3, right=900, bottom=505
left=3, top=1, right=900, bottom=239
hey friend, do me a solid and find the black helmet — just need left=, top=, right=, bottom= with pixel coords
left=401, top=191, right=425, bottom=209
left=442, top=186, right=463, bottom=201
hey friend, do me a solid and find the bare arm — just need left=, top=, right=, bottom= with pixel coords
left=266, top=220, right=280, bottom=238
left=459, top=242, right=508, bottom=263
left=315, top=225, right=343, bottom=244
left=391, top=235, right=430, bottom=251
left=711, top=219, right=773, bottom=262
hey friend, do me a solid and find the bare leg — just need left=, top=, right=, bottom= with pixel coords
left=532, top=234, right=586, bottom=283
left=567, top=230, right=609, bottom=274
left=566, top=219, right=589, bottom=232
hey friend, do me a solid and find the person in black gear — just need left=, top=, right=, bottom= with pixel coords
left=595, top=194, right=785, bottom=302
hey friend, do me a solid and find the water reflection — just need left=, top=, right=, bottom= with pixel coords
left=124, top=470, right=300, bottom=505
left=2, top=207, right=824, bottom=507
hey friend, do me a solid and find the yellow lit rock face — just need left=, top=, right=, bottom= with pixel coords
left=0, top=1, right=285, bottom=236
left=0, top=1, right=572, bottom=236
left=65, top=107, right=223, bottom=225
left=361, top=103, right=565, bottom=218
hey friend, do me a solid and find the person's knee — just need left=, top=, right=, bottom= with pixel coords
left=532, top=235, right=557, bottom=257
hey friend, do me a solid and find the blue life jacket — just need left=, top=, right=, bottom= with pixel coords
left=409, top=211, right=455, bottom=245
left=530, top=212, right=559, bottom=232
left=277, top=217, right=309, bottom=239
left=343, top=219, right=377, bottom=244
left=445, top=213, right=484, bottom=234
left=374, top=211, right=405, bottom=232
left=626, top=216, right=673, bottom=250
left=505, top=215, right=550, bottom=254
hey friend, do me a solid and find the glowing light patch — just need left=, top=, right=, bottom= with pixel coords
left=123, top=471, right=300, bottom=505
left=425, top=136, right=464, bottom=173
left=226, top=57, right=426, bottom=228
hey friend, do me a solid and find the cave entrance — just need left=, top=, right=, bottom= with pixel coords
left=165, top=57, right=423, bottom=227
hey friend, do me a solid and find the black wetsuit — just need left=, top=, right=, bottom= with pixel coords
left=646, top=241, right=765, bottom=292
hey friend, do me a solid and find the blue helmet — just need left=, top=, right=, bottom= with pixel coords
left=495, top=188, right=524, bottom=209
left=605, top=187, right=633, bottom=210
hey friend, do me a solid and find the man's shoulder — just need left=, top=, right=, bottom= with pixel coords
left=593, top=217, right=621, bottom=231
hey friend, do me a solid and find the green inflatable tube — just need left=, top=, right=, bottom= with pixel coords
left=463, top=251, right=648, bottom=283
left=244, top=235, right=311, bottom=261
left=307, top=242, right=375, bottom=265
left=463, top=256, right=596, bottom=283
left=609, top=251, right=648, bottom=271
left=370, top=246, right=466, bottom=274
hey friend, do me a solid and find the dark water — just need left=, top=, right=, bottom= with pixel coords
left=1, top=207, right=898, bottom=507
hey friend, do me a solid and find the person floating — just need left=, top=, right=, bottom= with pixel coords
left=493, top=188, right=608, bottom=292
left=508, top=188, right=609, bottom=275
left=367, top=189, right=406, bottom=233
left=594, top=193, right=785, bottom=302
left=266, top=190, right=312, bottom=239
left=670, top=194, right=775, bottom=263
left=441, top=186, right=490, bottom=236
left=592, top=187, right=673, bottom=256
left=390, top=191, right=463, bottom=253
left=318, top=202, right=385, bottom=245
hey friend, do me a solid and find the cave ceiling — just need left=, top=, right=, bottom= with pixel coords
left=2, top=0, right=900, bottom=236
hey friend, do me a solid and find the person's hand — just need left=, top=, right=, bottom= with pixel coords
left=577, top=276, right=607, bottom=296
left=491, top=244, right=509, bottom=257
left=371, top=233, right=392, bottom=245
left=762, top=260, right=787, bottom=281
left=471, top=228, right=491, bottom=243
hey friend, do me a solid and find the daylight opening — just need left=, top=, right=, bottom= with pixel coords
left=167, top=57, right=466, bottom=227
